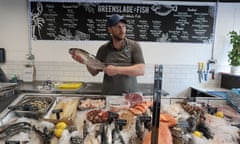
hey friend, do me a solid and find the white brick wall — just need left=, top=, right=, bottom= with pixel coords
left=1, top=61, right=224, bottom=97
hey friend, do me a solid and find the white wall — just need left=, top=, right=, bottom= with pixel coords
left=1, top=0, right=239, bottom=65
left=0, top=0, right=29, bottom=62
left=1, top=0, right=240, bottom=97
left=214, top=3, right=240, bottom=66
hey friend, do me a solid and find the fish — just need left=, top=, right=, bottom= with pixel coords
left=128, top=101, right=153, bottom=115
left=151, top=5, right=177, bottom=16
left=143, top=113, right=177, bottom=144
left=69, top=48, right=105, bottom=70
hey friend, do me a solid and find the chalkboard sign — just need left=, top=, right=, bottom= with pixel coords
left=30, top=1, right=215, bottom=43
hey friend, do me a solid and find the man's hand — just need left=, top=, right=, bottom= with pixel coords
left=103, top=65, right=118, bottom=76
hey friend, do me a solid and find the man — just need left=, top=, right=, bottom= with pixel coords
left=71, top=14, right=145, bottom=95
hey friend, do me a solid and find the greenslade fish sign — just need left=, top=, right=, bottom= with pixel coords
left=29, top=0, right=216, bottom=43
left=97, top=5, right=150, bottom=14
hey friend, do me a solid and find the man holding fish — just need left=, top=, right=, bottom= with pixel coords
left=71, top=14, right=145, bottom=95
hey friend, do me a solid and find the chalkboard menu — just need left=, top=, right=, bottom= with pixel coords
left=30, top=1, right=215, bottom=43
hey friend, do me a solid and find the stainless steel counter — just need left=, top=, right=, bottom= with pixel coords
left=16, top=81, right=155, bottom=95
left=0, top=83, right=18, bottom=113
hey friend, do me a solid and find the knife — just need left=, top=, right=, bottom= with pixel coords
left=197, top=62, right=202, bottom=83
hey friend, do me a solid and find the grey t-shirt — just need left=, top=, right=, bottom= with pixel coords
left=96, top=39, right=145, bottom=95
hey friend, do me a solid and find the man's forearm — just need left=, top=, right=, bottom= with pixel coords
left=116, top=64, right=145, bottom=76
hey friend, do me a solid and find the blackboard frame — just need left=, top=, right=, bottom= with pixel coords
left=29, top=0, right=216, bottom=43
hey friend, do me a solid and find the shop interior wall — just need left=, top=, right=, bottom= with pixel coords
left=0, top=0, right=240, bottom=97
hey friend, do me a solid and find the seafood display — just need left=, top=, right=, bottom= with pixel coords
left=47, top=98, right=79, bottom=125
left=108, top=97, right=130, bottom=112
left=0, top=118, right=55, bottom=144
left=8, top=95, right=56, bottom=119
left=143, top=113, right=177, bottom=144
left=124, top=93, right=143, bottom=107
left=128, top=101, right=153, bottom=115
left=0, top=94, right=240, bottom=144
left=86, top=109, right=109, bottom=124
left=0, top=122, right=32, bottom=140
left=78, top=97, right=105, bottom=110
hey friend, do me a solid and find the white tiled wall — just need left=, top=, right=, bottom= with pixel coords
left=1, top=61, right=223, bottom=97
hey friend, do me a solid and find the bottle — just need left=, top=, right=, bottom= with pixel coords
left=11, top=74, right=18, bottom=83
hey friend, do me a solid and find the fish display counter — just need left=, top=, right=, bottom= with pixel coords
left=0, top=93, right=153, bottom=144
left=0, top=92, right=240, bottom=144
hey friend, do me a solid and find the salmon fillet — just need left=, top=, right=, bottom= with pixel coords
left=143, top=113, right=177, bottom=144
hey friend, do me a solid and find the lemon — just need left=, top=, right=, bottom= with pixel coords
left=56, top=122, right=67, bottom=129
left=193, top=130, right=202, bottom=137
left=215, top=111, right=224, bottom=118
left=54, top=128, right=64, bottom=138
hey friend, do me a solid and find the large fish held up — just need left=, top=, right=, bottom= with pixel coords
left=69, top=48, right=105, bottom=70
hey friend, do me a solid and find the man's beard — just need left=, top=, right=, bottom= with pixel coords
left=112, top=33, right=125, bottom=41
